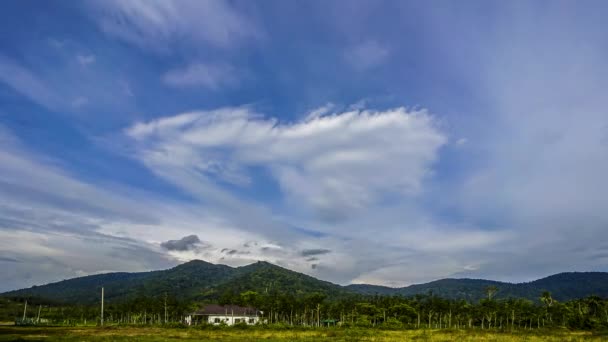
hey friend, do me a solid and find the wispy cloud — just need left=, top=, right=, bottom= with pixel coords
left=89, top=0, right=261, bottom=52
left=345, top=41, right=390, bottom=71
left=0, top=48, right=135, bottom=118
left=0, top=55, right=59, bottom=110
left=163, top=63, right=238, bottom=89
left=71, top=96, right=89, bottom=108
left=76, top=53, right=96, bottom=66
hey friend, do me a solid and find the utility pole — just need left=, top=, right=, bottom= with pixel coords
left=37, top=305, right=42, bottom=323
left=164, top=292, right=168, bottom=324
left=22, top=300, right=28, bottom=321
left=101, top=287, right=104, bottom=326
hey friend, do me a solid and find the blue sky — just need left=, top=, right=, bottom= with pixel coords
left=1, top=0, right=608, bottom=291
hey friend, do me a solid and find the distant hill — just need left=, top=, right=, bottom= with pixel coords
left=346, top=278, right=505, bottom=301
left=346, top=272, right=608, bottom=302
left=2, top=260, right=607, bottom=304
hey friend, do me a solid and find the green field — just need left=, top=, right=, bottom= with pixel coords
left=0, top=326, right=606, bottom=341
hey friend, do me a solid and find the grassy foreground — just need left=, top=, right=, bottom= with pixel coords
left=1, top=326, right=607, bottom=342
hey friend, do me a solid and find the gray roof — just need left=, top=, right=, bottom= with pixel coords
left=190, top=304, right=259, bottom=316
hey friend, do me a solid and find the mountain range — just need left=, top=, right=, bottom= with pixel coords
left=3, top=260, right=607, bottom=304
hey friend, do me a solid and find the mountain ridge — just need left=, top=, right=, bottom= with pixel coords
left=3, top=260, right=607, bottom=304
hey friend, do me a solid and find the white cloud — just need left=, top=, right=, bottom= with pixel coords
left=89, top=0, right=260, bottom=52
left=303, top=103, right=335, bottom=121
left=345, top=41, right=390, bottom=71
left=127, top=106, right=446, bottom=221
left=163, top=63, right=238, bottom=89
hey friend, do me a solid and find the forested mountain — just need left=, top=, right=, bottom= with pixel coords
left=347, top=278, right=506, bottom=300
left=3, top=260, right=607, bottom=305
left=346, top=272, right=608, bottom=302
left=2, top=260, right=235, bottom=304
left=211, top=261, right=345, bottom=299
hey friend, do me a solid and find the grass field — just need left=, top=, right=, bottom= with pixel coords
left=0, top=326, right=607, bottom=341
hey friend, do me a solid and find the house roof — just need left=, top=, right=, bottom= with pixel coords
left=190, top=304, right=259, bottom=316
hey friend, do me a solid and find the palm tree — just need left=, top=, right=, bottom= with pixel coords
left=540, top=291, right=554, bottom=307
left=485, top=285, right=498, bottom=300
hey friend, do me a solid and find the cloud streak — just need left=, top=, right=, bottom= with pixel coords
left=89, top=0, right=261, bottom=52
left=163, top=63, right=238, bottom=89
left=301, top=249, right=331, bottom=257
left=0, top=55, right=59, bottom=110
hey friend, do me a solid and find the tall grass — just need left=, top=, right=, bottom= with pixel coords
left=0, top=326, right=606, bottom=341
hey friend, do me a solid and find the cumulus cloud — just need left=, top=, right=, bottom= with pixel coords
left=160, top=234, right=205, bottom=251
left=126, top=106, right=446, bottom=222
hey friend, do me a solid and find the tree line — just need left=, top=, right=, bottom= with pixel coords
left=5, top=286, right=608, bottom=330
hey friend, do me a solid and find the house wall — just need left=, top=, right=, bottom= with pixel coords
left=207, top=314, right=260, bottom=325
left=185, top=314, right=260, bottom=326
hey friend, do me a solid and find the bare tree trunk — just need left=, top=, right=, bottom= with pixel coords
left=449, top=310, right=452, bottom=328
left=318, top=305, right=322, bottom=327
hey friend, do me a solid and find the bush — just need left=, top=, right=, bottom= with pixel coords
left=380, top=318, right=404, bottom=329
left=232, top=322, right=249, bottom=330
left=354, top=316, right=373, bottom=328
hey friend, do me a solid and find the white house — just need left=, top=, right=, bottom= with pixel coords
left=185, top=304, right=262, bottom=326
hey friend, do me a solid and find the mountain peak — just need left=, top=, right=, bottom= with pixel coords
left=179, top=259, right=214, bottom=266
